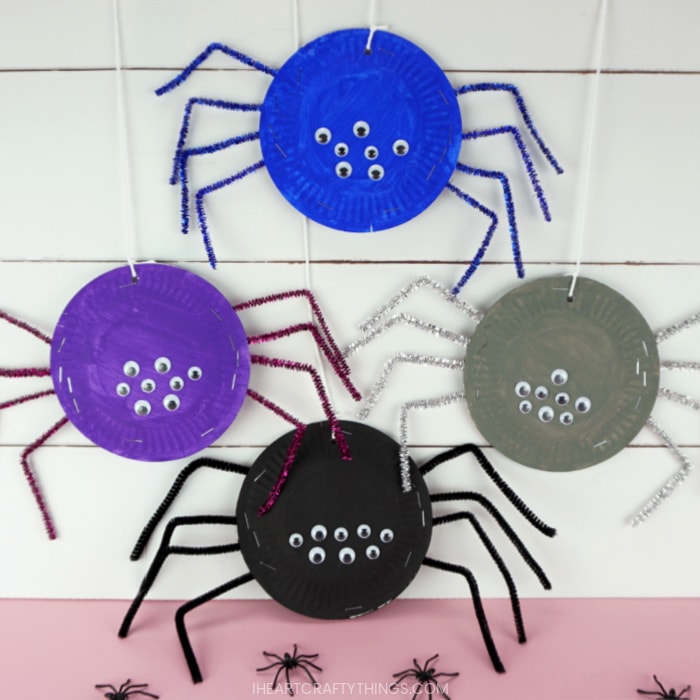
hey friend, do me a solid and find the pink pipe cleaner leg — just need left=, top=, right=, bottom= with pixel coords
left=234, top=289, right=353, bottom=377
left=246, top=388, right=307, bottom=515
left=21, top=415, right=70, bottom=540
left=0, top=309, right=52, bottom=345
left=251, top=354, right=350, bottom=459
left=247, top=322, right=361, bottom=401
left=0, top=388, right=56, bottom=410
left=0, top=368, right=51, bottom=379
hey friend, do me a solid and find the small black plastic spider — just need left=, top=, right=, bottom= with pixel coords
left=95, top=679, right=159, bottom=699
left=638, top=675, right=691, bottom=699
left=391, top=653, right=458, bottom=700
left=256, top=644, right=322, bottom=696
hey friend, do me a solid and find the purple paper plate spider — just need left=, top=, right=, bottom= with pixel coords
left=157, top=27, right=563, bottom=292
left=118, top=422, right=555, bottom=683
left=0, top=263, right=359, bottom=538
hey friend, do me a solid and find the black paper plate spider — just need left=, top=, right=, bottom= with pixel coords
left=391, top=653, right=458, bottom=700
left=118, top=420, right=555, bottom=682
left=0, top=263, right=359, bottom=537
left=95, top=679, right=158, bottom=700
left=256, top=644, right=321, bottom=696
left=156, top=27, right=562, bottom=291
left=638, top=675, right=691, bottom=699
left=344, top=274, right=700, bottom=523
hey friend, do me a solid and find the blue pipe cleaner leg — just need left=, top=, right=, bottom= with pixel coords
left=178, top=131, right=260, bottom=234
left=194, top=159, right=265, bottom=267
left=455, top=83, right=564, bottom=175
left=155, top=42, right=277, bottom=97
left=463, top=126, right=552, bottom=220
left=169, top=99, right=261, bottom=185
left=454, top=161, right=524, bottom=280
left=444, top=182, right=499, bottom=294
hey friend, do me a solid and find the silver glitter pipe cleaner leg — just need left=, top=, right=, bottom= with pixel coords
left=399, top=391, right=467, bottom=493
left=630, top=416, right=695, bottom=526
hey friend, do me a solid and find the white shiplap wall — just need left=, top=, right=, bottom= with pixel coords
left=1, top=0, right=700, bottom=604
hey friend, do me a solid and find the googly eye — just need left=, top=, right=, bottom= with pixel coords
left=555, top=392, right=570, bottom=406
left=353, top=120, right=370, bottom=138
left=334, top=527, right=349, bottom=542
left=163, top=394, right=180, bottom=411
left=560, top=412, right=574, bottom=425
left=535, top=386, right=549, bottom=400
left=335, top=161, right=352, bottom=178
left=515, top=381, right=531, bottom=398
left=170, top=376, right=184, bottom=391
left=538, top=406, right=554, bottom=423
left=367, top=165, right=385, bottom=181
left=379, top=528, right=394, bottom=543
left=519, top=400, right=532, bottom=414
left=288, top=533, right=304, bottom=548
left=134, top=400, right=151, bottom=416
left=392, top=139, right=409, bottom=156
left=141, top=378, right=156, bottom=393
left=366, top=545, right=381, bottom=560
left=338, top=547, right=356, bottom=565
left=551, top=369, right=569, bottom=386
left=154, top=357, right=171, bottom=374
left=357, top=524, right=371, bottom=539
left=575, top=396, right=592, bottom=414
left=116, top=383, right=130, bottom=397
left=334, top=142, right=349, bottom=157
left=123, top=360, right=140, bottom=378
left=188, top=366, right=202, bottom=381
left=314, top=127, right=331, bottom=145
left=308, top=546, right=325, bottom=565
left=364, top=145, right=379, bottom=160
left=310, top=524, right=327, bottom=542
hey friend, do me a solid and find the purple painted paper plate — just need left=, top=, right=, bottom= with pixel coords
left=50, top=264, right=250, bottom=461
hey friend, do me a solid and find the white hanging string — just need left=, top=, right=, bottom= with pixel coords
left=290, top=0, right=312, bottom=290
left=365, top=0, right=388, bottom=53
left=111, top=0, right=139, bottom=281
left=291, top=0, right=335, bottom=409
left=567, top=0, right=609, bottom=301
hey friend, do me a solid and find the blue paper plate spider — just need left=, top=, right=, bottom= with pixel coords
left=158, top=28, right=563, bottom=293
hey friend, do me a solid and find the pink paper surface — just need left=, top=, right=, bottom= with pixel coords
left=2, top=597, right=696, bottom=699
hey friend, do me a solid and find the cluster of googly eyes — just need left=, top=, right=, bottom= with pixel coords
left=288, top=523, right=394, bottom=565
left=314, top=121, right=409, bottom=181
left=514, top=368, right=592, bottom=426
left=116, top=357, right=203, bottom=416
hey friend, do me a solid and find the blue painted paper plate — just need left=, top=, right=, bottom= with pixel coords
left=260, top=29, right=462, bottom=232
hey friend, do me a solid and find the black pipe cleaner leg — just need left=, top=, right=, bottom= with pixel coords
left=423, top=556, right=505, bottom=673
left=420, top=444, right=556, bottom=537
left=119, top=514, right=239, bottom=637
left=130, top=457, right=248, bottom=560
left=433, top=511, right=526, bottom=643
left=431, top=492, right=552, bottom=589
left=175, top=572, right=255, bottom=683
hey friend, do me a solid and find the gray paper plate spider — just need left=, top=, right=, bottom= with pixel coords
left=343, top=274, right=700, bottom=524
left=156, top=27, right=562, bottom=291
left=95, top=679, right=158, bottom=700
left=118, top=421, right=555, bottom=682
left=256, top=644, right=321, bottom=696
left=638, top=675, right=691, bottom=699
left=391, top=653, right=458, bottom=700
